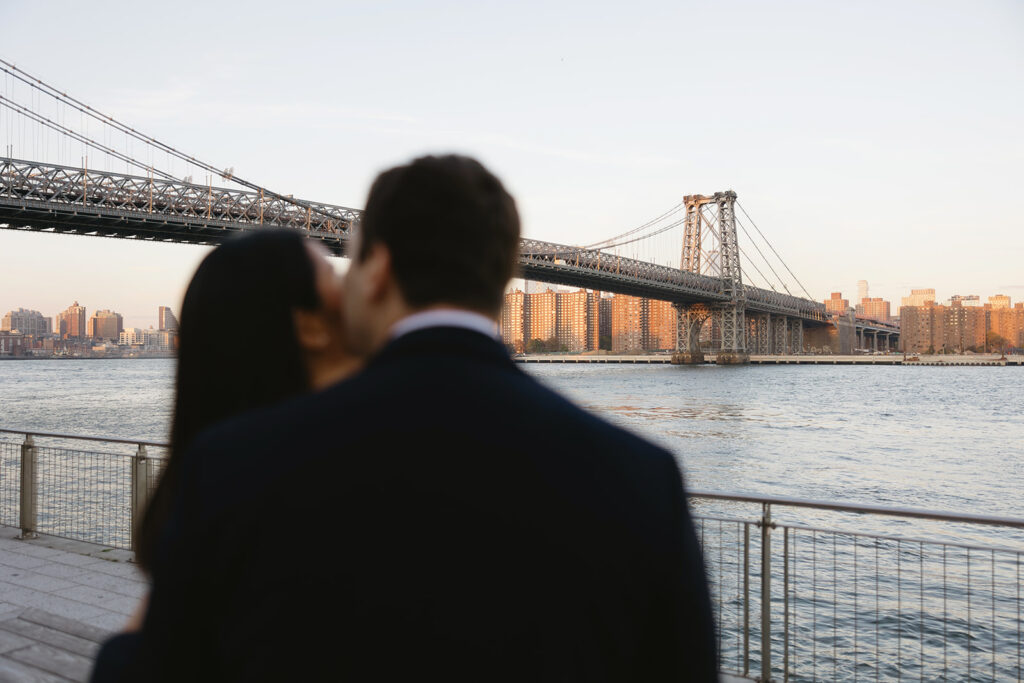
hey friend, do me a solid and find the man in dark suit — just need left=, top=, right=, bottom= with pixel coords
left=93, top=155, right=717, bottom=681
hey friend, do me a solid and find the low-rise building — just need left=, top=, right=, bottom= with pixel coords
left=0, top=331, right=27, bottom=356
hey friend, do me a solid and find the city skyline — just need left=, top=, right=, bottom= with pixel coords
left=1, top=1, right=1022, bottom=321
left=6, top=283, right=1020, bottom=340
left=2, top=302, right=178, bottom=337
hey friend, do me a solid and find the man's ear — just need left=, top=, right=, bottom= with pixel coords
left=363, top=242, right=394, bottom=304
left=294, top=308, right=331, bottom=352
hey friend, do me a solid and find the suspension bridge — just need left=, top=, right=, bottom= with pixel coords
left=0, top=59, right=897, bottom=361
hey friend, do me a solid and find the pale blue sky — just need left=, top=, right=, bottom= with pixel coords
left=1, top=0, right=1021, bottom=328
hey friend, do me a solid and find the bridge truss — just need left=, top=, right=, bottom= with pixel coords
left=0, top=59, right=839, bottom=360
left=0, top=157, right=827, bottom=327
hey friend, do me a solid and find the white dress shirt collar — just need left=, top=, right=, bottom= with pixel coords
left=389, top=308, right=499, bottom=341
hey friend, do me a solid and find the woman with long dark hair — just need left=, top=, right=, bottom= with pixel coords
left=134, top=228, right=358, bottom=575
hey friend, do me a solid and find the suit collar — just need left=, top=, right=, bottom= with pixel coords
left=390, top=309, right=499, bottom=341
left=369, top=326, right=515, bottom=370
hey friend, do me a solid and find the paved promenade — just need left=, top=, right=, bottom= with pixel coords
left=0, top=526, right=142, bottom=681
left=0, top=526, right=753, bottom=682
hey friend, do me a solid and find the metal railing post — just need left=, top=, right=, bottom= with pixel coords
left=783, top=526, right=790, bottom=682
left=743, top=522, right=750, bottom=677
left=761, top=502, right=773, bottom=682
left=130, top=444, right=148, bottom=551
left=19, top=434, right=37, bottom=539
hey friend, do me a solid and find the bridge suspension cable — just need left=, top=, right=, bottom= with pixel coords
left=0, top=58, right=350, bottom=225
left=581, top=200, right=686, bottom=249
left=736, top=200, right=813, bottom=300
left=0, top=95, right=180, bottom=182
left=734, top=214, right=792, bottom=295
left=737, top=245, right=779, bottom=293
left=589, top=217, right=685, bottom=251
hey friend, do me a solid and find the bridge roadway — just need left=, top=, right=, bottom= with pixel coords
left=0, top=157, right=827, bottom=323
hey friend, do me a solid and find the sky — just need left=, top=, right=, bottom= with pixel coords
left=1, top=0, right=1022, bottom=328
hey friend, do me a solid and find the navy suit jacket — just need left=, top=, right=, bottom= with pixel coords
left=93, top=327, right=717, bottom=681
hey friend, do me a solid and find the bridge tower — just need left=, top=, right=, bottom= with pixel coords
left=672, top=190, right=749, bottom=364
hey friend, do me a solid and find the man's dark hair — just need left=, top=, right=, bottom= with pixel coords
left=357, top=154, right=520, bottom=314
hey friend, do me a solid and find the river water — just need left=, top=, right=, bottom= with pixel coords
left=2, top=359, right=1021, bottom=515
left=1, top=359, right=1022, bottom=679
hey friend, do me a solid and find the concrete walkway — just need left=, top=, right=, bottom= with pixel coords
left=0, top=526, right=754, bottom=682
left=0, top=526, right=143, bottom=681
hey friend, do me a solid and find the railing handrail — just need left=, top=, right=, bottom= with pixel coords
left=0, top=427, right=167, bottom=448
left=689, top=488, right=1024, bottom=529
left=3, top=426, right=1022, bottom=528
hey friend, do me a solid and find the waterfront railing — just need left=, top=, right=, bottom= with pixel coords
left=0, top=428, right=167, bottom=551
left=1, top=428, right=1022, bottom=681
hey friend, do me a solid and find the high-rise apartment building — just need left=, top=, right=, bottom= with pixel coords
left=556, top=289, right=590, bottom=353
left=1, top=308, right=51, bottom=337
left=159, top=306, right=180, bottom=331
left=988, top=301, right=1023, bottom=349
left=57, top=302, right=87, bottom=339
left=586, top=291, right=601, bottom=351
left=901, top=288, right=936, bottom=308
left=824, top=292, right=850, bottom=315
left=599, top=296, right=612, bottom=348
left=646, top=299, right=676, bottom=351
left=988, top=294, right=1011, bottom=310
left=857, top=280, right=869, bottom=303
left=611, top=295, right=645, bottom=353
left=859, top=297, right=891, bottom=322
left=943, top=301, right=986, bottom=351
left=87, top=310, right=124, bottom=340
left=501, top=286, right=602, bottom=353
left=525, top=289, right=557, bottom=346
left=900, top=300, right=988, bottom=353
left=500, top=286, right=678, bottom=353
left=900, top=303, right=937, bottom=352
left=500, top=289, right=526, bottom=353
left=949, top=295, right=981, bottom=307
left=609, top=295, right=680, bottom=353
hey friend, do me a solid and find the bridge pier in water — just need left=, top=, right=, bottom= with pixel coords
left=670, top=304, right=706, bottom=364
left=745, top=313, right=804, bottom=356
left=715, top=305, right=749, bottom=364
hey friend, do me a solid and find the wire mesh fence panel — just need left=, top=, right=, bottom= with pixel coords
left=695, top=499, right=1024, bottom=683
left=35, top=445, right=134, bottom=549
left=0, top=439, right=21, bottom=527
left=147, top=457, right=167, bottom=499
left=771, top=526, right=1022, bottom=682
left=697, top=516, right=755, bottom=677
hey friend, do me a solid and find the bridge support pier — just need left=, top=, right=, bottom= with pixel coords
left=771, top=316, right=788, bottom=355
left=754, top=315, right=770, bottom=355
left=788, top=318, right=803, bottom=354
left=671, top=304, right=707, bottom=365
left=715, top=304, right=749, bottom=364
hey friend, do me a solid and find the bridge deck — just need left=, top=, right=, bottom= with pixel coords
left=1, top=157, right=828, bottom=322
